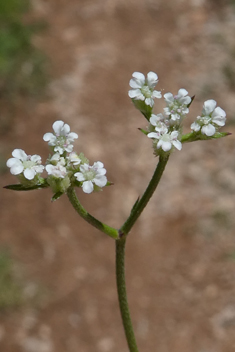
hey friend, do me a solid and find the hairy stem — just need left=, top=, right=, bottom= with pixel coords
left=120, top=155, right=169, bottom=236
left=66, top=187, right=118, bottom=239
left=116, top=237, right=139, bottom=352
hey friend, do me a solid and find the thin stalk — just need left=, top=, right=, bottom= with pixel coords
left=66, top=187, right=118, bottom=239
left=120, top=155, right=169, bottom=236
left=116, top=237, right=139, bottom=352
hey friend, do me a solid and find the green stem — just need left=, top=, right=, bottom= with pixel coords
left=116, top=237, right=139, bottom=352
left=120, top=155, right=169, bottom=235
left=66, top=187, right=119, bottom=239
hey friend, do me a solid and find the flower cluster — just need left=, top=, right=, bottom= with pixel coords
left=128, top=71, right=227, bottom=155
left=6, top=149, right=44, bottom=182
left=128, top=72, right=162, bottom=107
left=191, top=99, right=226, bottom=137
left=6, top=120, right=108, bottom=196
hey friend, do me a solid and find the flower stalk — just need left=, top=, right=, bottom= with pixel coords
left=4, top=70, right=230, bottom=352
left=116, top=237, right=139, bottom=352
left=66, top=187, right=119, bottom=239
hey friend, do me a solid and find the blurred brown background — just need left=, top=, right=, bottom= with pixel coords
left=1, top=0, right=235, bottom=351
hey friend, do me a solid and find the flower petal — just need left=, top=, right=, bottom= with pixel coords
left=24, top=168, right=35, bottom=180
left=53, top=120, right=64, bottom=135
left=82, top=181, right=94, bottom=194
left=201, top=124, right=216, bottom=136
left=12, top=149, right=27, bottom=161
left=94, top=175, right=107, bottom=187
left=146, top=71, right=158, bottom=88
left=203, top=100, right=216, bottom=115
left=10, top=163, right=24, bottom=175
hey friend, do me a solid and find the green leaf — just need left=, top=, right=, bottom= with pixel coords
left=181, top=131, right=231, bottom=143
left=138, top=128, right=148, bottom=135
left=51, top=192, right=63, bottom=202
left=4, top=183, right=49, bottom=191
left=130, top=197, right=140, bottom=215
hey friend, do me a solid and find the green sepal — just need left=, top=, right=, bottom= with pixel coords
left=181, top=131, right=231, bottom=143
left=51, top=191, right=63, bottom=202
left=130, top=196, right=140, bottom=215
left=4, top=182, right=49, bottom=191
left=131, top=99, right=152, bottom=121
left=106, top=181, right=114, bottom=186
left=138, top=128, right=148, bottom=135
left=187, top=95, right=195, bottom=108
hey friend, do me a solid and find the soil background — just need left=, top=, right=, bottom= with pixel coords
left=1, top=1, right=235, bottom=351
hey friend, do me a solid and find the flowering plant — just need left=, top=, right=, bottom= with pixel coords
left=4, top=71, right=230, bottom=352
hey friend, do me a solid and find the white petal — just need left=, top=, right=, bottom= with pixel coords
left=94, top=175, right=107, bottom=187
left=147, top=132, right=159, bottom=139
left=172, top=140, right=182, bottom=150
left=212, top=106, right=226, bottom=118
left=62, top=123, right=70, bottom=135
left=203, top=100, right=216, bottom=115
left=53, top=120, right=64, bottom=134
left=145, top=98, right=154, bottom=107
left=128, top=89, right=143, bottom=99
left=68, top=132, right=78, bottom=140
left=152, top=90, right=162, bottom=99
left=74, top=172, right=85, bottom=182
left=10, top=163, right=24, bottom=175
left=164, top=93, right=174, bottom=103
left=24, top=168, right=35, bottom=180
left=31, top=155, right=41, bottom=163
left=43, top=132, right=55, bottom=142
left=93, top=161, right=104, bottom=169
left=82, top=181, right=94, bottom=194
left=150, top=114, right=161, bottom=126
left=146, top=71, right=158, bottom=88
left=171, top=131, right=179, bottom=139
left=201, top=124, right=216, bottom=136
left=80, top=164, right=89, bottom=172
left=212, top=115, right=226, bottom=127
left=191, top=122, right=201, bottom=132
left=12, top=149, right=27, bottom=161
left=46, top=164, right=54, bottom=174
left=159, top=140, right=172, bottom=152
left=35, top=165, right=44, bottom=173
left=129, top=79, right=142, bottom=89
left=131, top=72, right=145, bottom=84
left=7, top=158, right=18, bottom=168
left=178, top=88, right=188, bottom=97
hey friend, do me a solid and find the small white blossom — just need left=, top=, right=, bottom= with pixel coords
left=164, top=89, right=191, bottom=121
left=6, top=149, right=44, bottom=180
left=49, top=153, right=66, bottom=165
left=149, top=113, right=166, bottom=126
left=191, top=99, right=226, bottom=137
left=148, top=130, right=182, bottom=152
left=74, top=162, right=107, bottom=194
left=148, top=122, right=168, bottom=139
left=128, top=71, right=162, bottom=107
left=43, top=120, right=78, bottom=155
left=67, top=152, right=81, bottom=166
left=46, top=164, right=67, bottom=178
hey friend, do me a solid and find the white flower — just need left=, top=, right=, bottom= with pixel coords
left=148, top=130, right=182, bottom=152
left=164, top=89, right=191, bottom=121
left=46, top=164, right=67, bottom=178
left=67, top=152, right=81, bottom=166
left=148, top=122, right=168, bottom=139
left=149, top=113, right=166, bottom=126
left=6, top=149, right=44, bottom=180
left=43, top=120, right=78, bottom=155
left=191, top=99, right=226, bottom=137
left=128, top=71, right=162, bottom=107
left=74, top=161, right=107, bottom=194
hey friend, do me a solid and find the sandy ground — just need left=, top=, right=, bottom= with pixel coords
left=1, top=0, right=235, bottom=351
